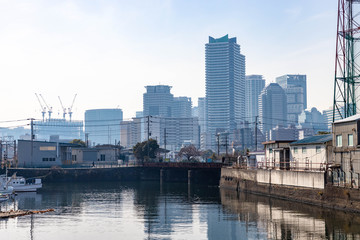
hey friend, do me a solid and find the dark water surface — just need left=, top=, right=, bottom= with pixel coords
left=0, top=181, right=360, bottom=240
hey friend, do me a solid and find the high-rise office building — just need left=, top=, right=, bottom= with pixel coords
left=323, top=106, right=344, bottom=130
left=205, top=34, right=245, bottom=147
left=276, top=74, right=307, bottom=124
left=259, top=83, right=287, bottom=139
left=143, top=85, right=174, bottom=117
left=245, top=75, right=265, bottom=123
left=85, top=108, right=123, bottom=146
left=173, top=97, right=192, bottom=118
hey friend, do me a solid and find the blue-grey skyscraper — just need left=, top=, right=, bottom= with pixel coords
left=259, top=83, right=287, bottom=138
left=276, top=74, right=307, bottom=124
left=85, top=108, right=123, bottom=145
left=143, top=85, right=174, bottom=117
left=173, top=97, right=192, bottom=118
left=205, top=35, right=245, bottom=145
left=245, top=75, right=265, bottom=123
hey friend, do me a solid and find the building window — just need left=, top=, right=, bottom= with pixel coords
left=40, top=146, right=56, bottom=151
left=72, top=155, right=77, bottom=161
left=336, top=135, right=343, bottom=147
left=42, top=158, right=48, bottom=162
left=100, top=154, right=105, bottom=161
left=302, top=147, right=306, bottom=153
left=269, top=148, right=273, bottom=154
left=294, top=147, right=298, bottom=154
left=316, top=146, right=321, bottom=153
left=348, top=134, right=354, bottom=147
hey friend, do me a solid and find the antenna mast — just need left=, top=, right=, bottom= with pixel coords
left=333, top=0, right=360, bottom=120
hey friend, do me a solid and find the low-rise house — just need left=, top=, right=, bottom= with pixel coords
left=332, top=114, right=360, bottom=187
left=262, top=140, right=293, bottom=169
left=289, top=134, right=332, bottom=171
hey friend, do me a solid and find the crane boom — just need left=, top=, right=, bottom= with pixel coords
left=35, top=93, right=46, bottom=121
left=68, top=94, right=77, bottom=121
left=58, top=96, right=67, bottom=119
left=39, top=94, right=52, bottom=120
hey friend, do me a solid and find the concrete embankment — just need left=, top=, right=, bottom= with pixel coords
left=220, top=167, right=360, bottom=213
left=4, top=166, right=221, bottom=185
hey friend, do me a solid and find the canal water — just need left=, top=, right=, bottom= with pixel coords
left=0, top=181, right=360, bottom=240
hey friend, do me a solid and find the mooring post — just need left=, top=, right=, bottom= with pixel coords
left=160, top=168, right=164, bottom=185
left=188, top=170, right=192, bottom=185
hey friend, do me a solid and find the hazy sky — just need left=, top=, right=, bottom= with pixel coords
left=0, top=0, right=337, bottom=125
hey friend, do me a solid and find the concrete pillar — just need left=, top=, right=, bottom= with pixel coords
left=160, top=169, right=164, bottom=184
left=188, top=170, right=192, bottom=185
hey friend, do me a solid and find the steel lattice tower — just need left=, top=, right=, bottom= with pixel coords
left=333, top=0, right=360, bottom=121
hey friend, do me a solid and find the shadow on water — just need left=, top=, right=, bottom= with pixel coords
left=220, top=188, right=360, bottom=240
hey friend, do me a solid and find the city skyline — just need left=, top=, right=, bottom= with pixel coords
left=0, top=1, right=337, bottom=125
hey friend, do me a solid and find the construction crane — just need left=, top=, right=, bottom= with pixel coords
left=35, top=93, right=46, bottom=121
left=58, top=96, right=67, bottom=119
left=39, top=94, right=53, bottom=120
left=68, top=94, right=77, bottom=121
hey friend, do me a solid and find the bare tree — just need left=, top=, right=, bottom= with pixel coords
left=178, top=145, right=201, bottom=161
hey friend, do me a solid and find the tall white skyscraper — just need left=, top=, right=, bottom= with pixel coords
left=245, top=75, right=265, bottom=124
left=205, top=34, right=245, bottom=148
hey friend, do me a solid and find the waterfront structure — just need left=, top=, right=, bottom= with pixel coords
left=205, top=34, right=246, bottom=148
left=33, top=118, right=84, bottom=142
left=276, top=74, right=307, bottom=124
left=17, top=140, right=79, bottom=167
left=84, top=109, right=123, bottom=146
left=143, top=85, right=174, bottom=117
left=245, top=75, right=265, bottom=123
left=262, top=140, right=293, bottom=169
left=332, top=114, right=360, bottom=187
left=173, top=97, right=192, bottom=118
left=258, top=83, right=287, bottom=140
left=289, top=134, right=332, bottom=171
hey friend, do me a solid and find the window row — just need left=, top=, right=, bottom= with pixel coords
left=336, top=134, right=354, bottom=147
left=42, top=158, right=56, bottom=162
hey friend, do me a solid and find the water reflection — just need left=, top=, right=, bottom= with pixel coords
left=0, top=182, right=360, bottom=239
left=220, top=188, right=360, bottom=240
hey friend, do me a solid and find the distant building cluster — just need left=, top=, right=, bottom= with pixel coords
left=0, top=34, right=338, bottom=161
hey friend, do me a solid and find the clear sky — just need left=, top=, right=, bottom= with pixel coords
left=0, top=0, right=337, bottom=125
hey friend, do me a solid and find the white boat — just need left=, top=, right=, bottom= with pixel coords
left=0, top=194, right=9, bottom=202
left=0, top=185, right=14, bottom=195
left=0, top=174, right=42, bottom=192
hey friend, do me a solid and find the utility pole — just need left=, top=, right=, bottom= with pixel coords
left=29, top=118, right=35, bottom=167
left=85, top=133, right=89, bottom=147
left=14, top=140, right=17, bottom=168
left=216, top=133, right=220, bottom=158
left=147, top=116, right=151, bottom=160
left=225, top=133, right=228, bottom=157
left=147, top=116, right=151, bottom=141
left=164, top=128, right=167, bottom=160
left=254, top=116, right=258, bottom=151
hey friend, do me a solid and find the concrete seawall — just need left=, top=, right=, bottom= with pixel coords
left=4, top=166, right=221, bottom=185
left=220, top=167, right=360, bottom=213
